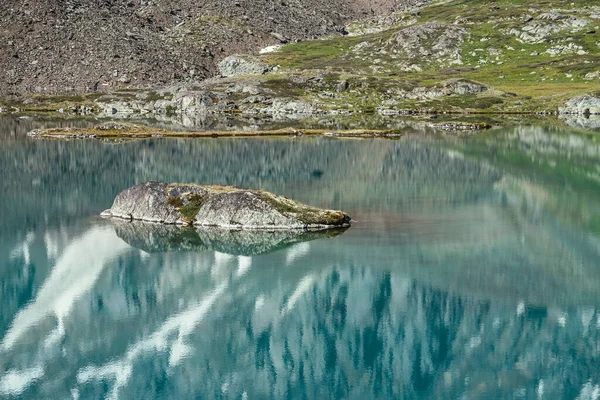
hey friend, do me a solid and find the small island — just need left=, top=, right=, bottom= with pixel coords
left=101, top=182, right=351, bottom=230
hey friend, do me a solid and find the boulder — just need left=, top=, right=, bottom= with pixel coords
left=101, top=182, right=351, bottom=230
left=558, top=95, right=600, bottom=115
left=218, top=55, right=272, bottom=77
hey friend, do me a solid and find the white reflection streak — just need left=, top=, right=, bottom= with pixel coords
left=214, top=251, right=235, bottom=264
left=44, top=231, right=59, bottom=260
left=1, top=227, right=131, bottom=351
left=213, top=251, right=235, bottom=280
left=236, top=256, right=252, bottom=277
left=576, top=382, right=600, bottom=400
left=0, top=366, right=44, bottom=397
left=285, top=242, right=311, bottom=265
left=9, top=232, right=35, bottom=264
left=77, top=282, right=228, bottom=399
left=281, top=274, right=315, bottom=316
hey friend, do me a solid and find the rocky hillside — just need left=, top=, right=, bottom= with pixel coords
left=0, top=0, right=426, bottom=96
left=2, top=0, right=599, bottom=123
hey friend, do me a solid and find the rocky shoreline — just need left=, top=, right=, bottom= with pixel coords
left=3, top=75, right=599, bottom=133
left=2, top=0, right=599, bottom=132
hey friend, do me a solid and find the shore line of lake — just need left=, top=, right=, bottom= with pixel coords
left=25, top=121, right=495, bottom=140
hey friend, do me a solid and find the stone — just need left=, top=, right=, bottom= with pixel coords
left=558, top=95, right=600, bottom=115
left=101, top=182, right=351, bottom=230
left=336, top=80, right=349, bottom=93
left=270, top=32, right=289, bottom=43
left=218, top=55, right=272, bottom=77
left=584, top=71, right=600, bottom=80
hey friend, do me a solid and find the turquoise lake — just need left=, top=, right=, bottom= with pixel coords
left=1, top=115, right=600, bottom=399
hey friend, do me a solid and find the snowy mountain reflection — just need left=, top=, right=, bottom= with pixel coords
left=2, top=116, right=600, bottom=398
left=1, top=215, right=600, bottom=399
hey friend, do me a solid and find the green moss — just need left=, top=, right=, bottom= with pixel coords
left=256, top=191, right=347, bottom=226
left=144, top=91, right=168, bottom=102
left=256, top=192, right=299, bottom=214
left=167, top=197, right=183, bottom=208
left=179, top=194, right=207, bottom=222
left=260, top=77, right=305, bottom=97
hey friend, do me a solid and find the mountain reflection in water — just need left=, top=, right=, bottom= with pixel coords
left=1, top=115, right=600, bottom=399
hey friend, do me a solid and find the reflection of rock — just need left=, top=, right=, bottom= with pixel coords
left=559, top=114, right=600, bottom=131
left=113, top=220, right=347, bottom=256
left=102, top=182, right=351, bottom=229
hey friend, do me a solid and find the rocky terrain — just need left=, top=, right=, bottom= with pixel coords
left=0, top=0, right=426, bottom=96
left=1, top=0, right=599, bottom=129
left=102, top=181, right=351, bottom=229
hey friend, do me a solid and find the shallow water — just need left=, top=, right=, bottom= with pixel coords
left=1, top=115, right=600, bottom=399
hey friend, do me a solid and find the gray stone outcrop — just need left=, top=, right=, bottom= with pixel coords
left=101, top=182, right=351, bottom=230
left=558, top=95, right=600, bottom=116
left=218, top=55, right=272, bottom=77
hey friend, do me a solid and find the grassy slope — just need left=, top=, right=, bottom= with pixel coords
left=260, top=0, right=600, bottom=113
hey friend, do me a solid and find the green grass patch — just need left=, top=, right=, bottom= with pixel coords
left=179, top=194, right=207, bottom=222
left=167, top=197, right=184, bottom=208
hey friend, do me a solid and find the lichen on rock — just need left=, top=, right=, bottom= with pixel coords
left=385, top=22, right=468, bottom=70
left=101, top=181, right=351, bottom=230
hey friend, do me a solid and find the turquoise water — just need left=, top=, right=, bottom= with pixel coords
left=1, top=116, right=600, bottom=399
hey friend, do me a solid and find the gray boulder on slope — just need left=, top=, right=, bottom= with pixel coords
left=218, top=55, right=272, bottom=77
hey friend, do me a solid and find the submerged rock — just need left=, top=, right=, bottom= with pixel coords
left=101, top=182, right=351, bottom=230
left=112, top=220, right=347, bottom=255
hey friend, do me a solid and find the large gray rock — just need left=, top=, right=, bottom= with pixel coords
left=101, top=182, right=351, bottom=230
left=218, top=55, right=272, bottom=77
left=558, top=95, right=600, bottom=115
